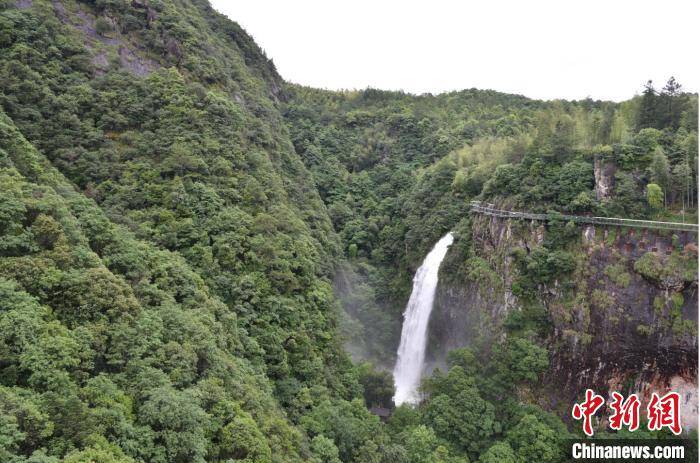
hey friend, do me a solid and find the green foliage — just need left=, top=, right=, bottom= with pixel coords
left=633, top=251, right=697, bottom=288
left=300, top=399, right=390, bottom=463
left=605, top=171, right=645, bottom=218
left=650, top=147, right=671, bottom=197
left=386, top=405, right=421, bottom=435
left=478, top=442, right=516, bottom=463
left=604, top=262, right=632, bottom=288
left=491, top=337, right=549, bottom=387
left=511, top=246, right=575, bottom=298
left=0, top=4, right=346, bottom=456
left=333, top=261, right=398, bottom=360
left=463, top=257, right=502, bottom=292
left=388, top=333, right=561, bottom=462
left=94, top=17, right=112, bottom=36
left=63, top=436, right=134, bottom=463
left=423, top=367, right=497, bottom=456
left=646, top=183, right=664, bottom=210
left=636, top=78, right=690, bottom=131
left=502, top=303, right=551, bottom=338
left=400, top=425, right=442, bottom=463
left=285, top=70, right=697, bottom=394
left=217, top=410, right=272, bottom=463
left=446, top=348, right=480, bottom=376
left=505, top=414, right=562, bottom=463
left=357, top=363, right=394, bottom=408
left=310, top=435, right=342, bottom=463
left=0, top=2, right=696, bottom=462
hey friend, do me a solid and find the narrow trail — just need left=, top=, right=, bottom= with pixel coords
left=470, top=201, right=698, bottom=233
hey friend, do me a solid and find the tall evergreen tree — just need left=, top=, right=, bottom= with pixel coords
left=659, top=76, right=686, bottom=129
left=636, top=80, right=659, bottom=130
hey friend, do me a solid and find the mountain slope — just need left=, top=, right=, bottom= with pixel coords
left=1, top=108, right=309, bottom=461
left=1, top=1, right=382, bottom=462
left=1, top=0, right=698, bottom=462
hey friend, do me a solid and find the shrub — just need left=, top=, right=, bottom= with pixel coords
left=95, top=18, right=112, bottom=36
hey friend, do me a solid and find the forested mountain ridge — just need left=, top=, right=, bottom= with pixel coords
left=1, top=1, right=373, bottom=462
left=284, top=84, right=697, bottom=361
left=283, top=74, right=698, bottom=460
left=0, top=0, right=697, bottom=462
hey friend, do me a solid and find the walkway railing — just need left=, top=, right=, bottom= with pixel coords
left=470, top=201, right=699, bottom=233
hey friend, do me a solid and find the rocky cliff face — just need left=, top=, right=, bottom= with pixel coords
left=428, top=212, right=698, bottom=428
left=594, top=155, right=616, bottom=201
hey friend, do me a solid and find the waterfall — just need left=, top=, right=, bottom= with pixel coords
left=393, top=232, right=454, bottom=406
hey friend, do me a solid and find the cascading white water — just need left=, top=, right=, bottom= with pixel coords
left=393, top=232, right=454, bottom=405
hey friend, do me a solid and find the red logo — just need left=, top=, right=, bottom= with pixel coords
left=647, top=392, right=682, bottom=435
left=572, top=389, right=605, bottom=436
left=572, top=389, right=683, bottom=436
left=609, top=392, right=641, bottom=432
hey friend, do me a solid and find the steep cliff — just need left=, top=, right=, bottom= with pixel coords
left=429, top=211, right=698, bottom=426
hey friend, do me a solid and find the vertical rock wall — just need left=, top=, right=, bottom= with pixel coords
left=428, top=213, right=698, bottom=428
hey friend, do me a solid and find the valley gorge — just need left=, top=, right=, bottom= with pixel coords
left=0, top=0, right=698, bottom=462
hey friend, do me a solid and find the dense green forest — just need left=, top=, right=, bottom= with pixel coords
left=0, top=1, right=697, bottom=462
left=285, top=80, right=698, bottom=362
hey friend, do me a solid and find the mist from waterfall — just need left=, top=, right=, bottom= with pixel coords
left=393, top=232, right=454, bottom=406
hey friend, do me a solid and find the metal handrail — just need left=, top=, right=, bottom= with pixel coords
left=469, top=202, right=698, bottom=233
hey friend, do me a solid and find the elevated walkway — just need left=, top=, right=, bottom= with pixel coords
left=470, top=201, right=698, bottom=233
